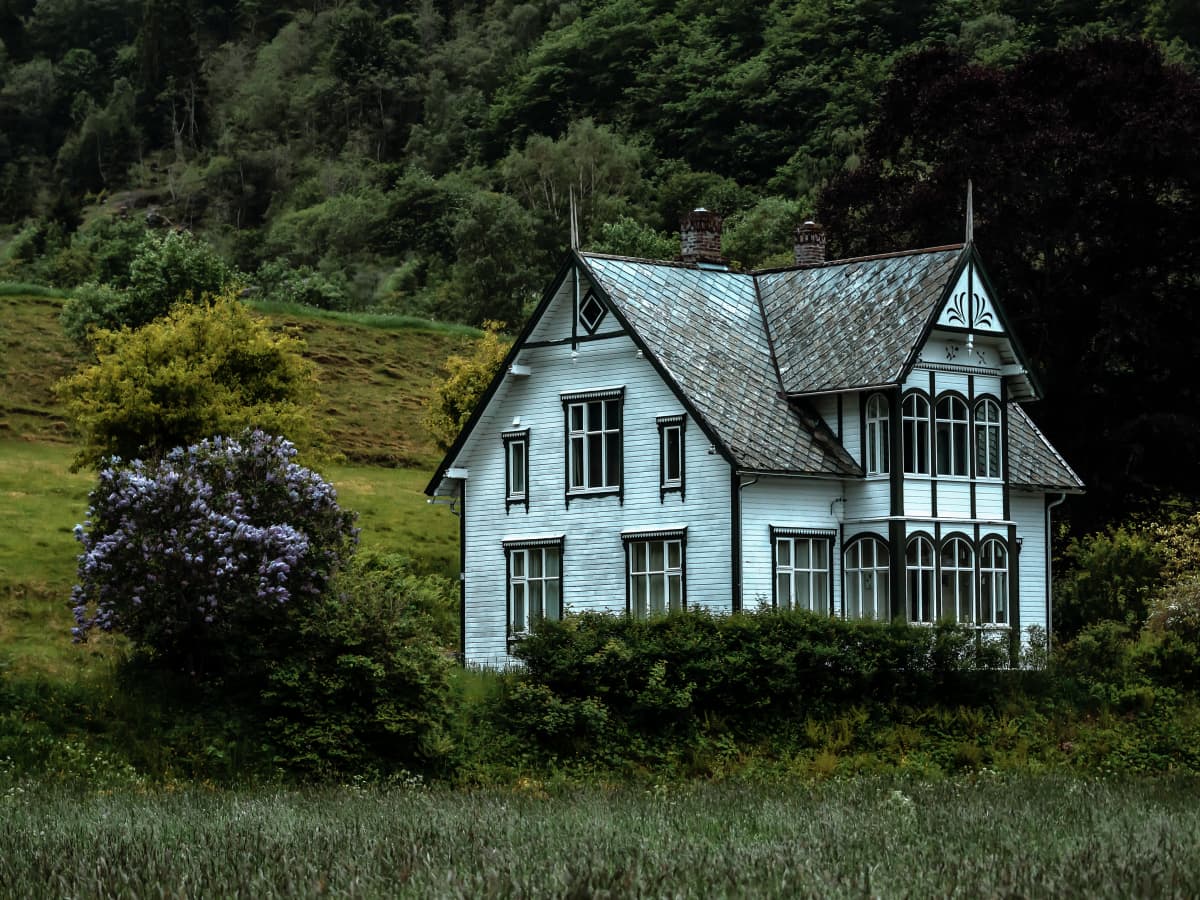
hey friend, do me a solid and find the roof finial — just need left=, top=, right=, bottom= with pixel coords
left=569, top=185, right=580, bottom=250
left=965, top=178, right=974, bottom=245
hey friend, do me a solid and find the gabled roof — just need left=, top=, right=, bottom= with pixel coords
left=757, top=246, right=963, bottom=395
left=581, top=254, right=860, bottom=475
left=1007, top=404, right=1085, bottom=493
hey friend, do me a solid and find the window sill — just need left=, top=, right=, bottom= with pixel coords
left=566, top=488, right=621, bottom=499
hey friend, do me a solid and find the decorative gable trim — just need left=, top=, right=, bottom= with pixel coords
left=899, top=245, right=1043, bottom=400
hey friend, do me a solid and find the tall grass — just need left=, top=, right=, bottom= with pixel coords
left=247, top=299, right=483, bottom=337
left=0, top=776, right=1196, bottom=898
left=0, top=281, right=71, bottom=298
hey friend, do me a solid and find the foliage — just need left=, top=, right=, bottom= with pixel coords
left=60, top=229, right=235, bottom=344
left=250, top=257, right=350, bottom=311
left=68, top=429, right=358, bottom=679
left=1054, top=525, right=1165, bottom=641
left=505, top=610, right=1015, bottom=761
left=1146, top=574, right=1200, bottom=641
left=425, top=321, right=512, bottom=451
left=588, top=216, right=678, bottom=260
left=820, top=39, right=1200, bottom=528
left=259, top=553, right=456, bottom=778
left=56, top=292, right=324, bottom=468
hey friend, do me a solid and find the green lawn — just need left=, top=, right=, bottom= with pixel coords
left=1, top=775, right=1197, bottom=898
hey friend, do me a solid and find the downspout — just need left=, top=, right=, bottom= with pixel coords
left=733, top=475, right=759, bottom=613
left=1045, top=493, right=1067, bottom=655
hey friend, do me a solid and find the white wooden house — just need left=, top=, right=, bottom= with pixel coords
left=427, top=211, right=1083, bottom=668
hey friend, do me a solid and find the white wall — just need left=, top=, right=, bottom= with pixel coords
left=1011, top=491, right=1049, bottom=637
left=455, top=321, right=732, bottom=667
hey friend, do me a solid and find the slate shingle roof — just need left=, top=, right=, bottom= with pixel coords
left=757, top=247, right=963, bottom=395
left=1007, top=404, right=1086, bottom=492
left=581, top=254, right=860, bottom=475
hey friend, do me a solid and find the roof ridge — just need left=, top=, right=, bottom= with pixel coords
left=579, top=250, right=749, bottom=273
left=751, top=243, right=965, bottom=275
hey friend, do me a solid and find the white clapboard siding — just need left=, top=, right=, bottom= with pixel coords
left=458, top=330, right=732, bottom=667
left=845, top=477, right=890, bottom=520
left=739, top=476, right=843, bottom=612
left=1011, top=491, right=1049, bottom=638
left=975, top=483, right=1004, bottom=520
left=935, top=479, right=973, bottom=518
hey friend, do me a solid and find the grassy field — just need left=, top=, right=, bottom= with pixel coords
left=0, top=289, right=463, bottom=676
left=1, top=775, right=1197, bottom=898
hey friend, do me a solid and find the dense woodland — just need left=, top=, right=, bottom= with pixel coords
left=2, top=0, right=1200, bottom=527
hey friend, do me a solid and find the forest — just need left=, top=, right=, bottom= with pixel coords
left=4, top=0, right=1200, bottom=530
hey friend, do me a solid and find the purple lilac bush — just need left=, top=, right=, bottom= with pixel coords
left=71, top=430, right=357, bottom=675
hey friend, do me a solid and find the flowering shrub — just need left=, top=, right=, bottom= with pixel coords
left=70, top=430, right=357, bottom=677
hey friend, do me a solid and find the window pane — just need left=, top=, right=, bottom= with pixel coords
left=633, top=575, right=647, bottom=618
left=667, top=541, right=681, bottom=569
left=570, top=436, right=584, bottom=487
left=958, top=572, right=973, bottom=622
left=650, top=541, right=665, bottom=572
left=777, top=539, right=791, bottom=567
left=604, top=399, right=618, bottom=425
left=529, top=580, right=543, bottom=621
left=529, top=550, right=542, bottom=578
left=796, top=539, right=811, bottom=568
left=814, top=572, right=829, bottom=611
left=587, top=401, right=602, bottom=429
left=650, top=572, right=666, bottom=615
left=512, top=552, right=525, bottom=577
left=777, top=572, right=792, bottom=609
left=668, top=574, right=681, bottom=613
left=797, top=572, right=812, bottom=611
left=544, top=550, right=560, bottom=577
left=605, top=433, right=620, bottom=485
left=570, top=405, right=583, bottom=431
left=846, top=577, right=861, bottom=618
left=545, top=579, right=560, bottom=621
left=510, top=443, right=525, bottom=494
left=513, top=583, right=526, bottom=632
left=665, top=428, right=681, bottom=481
left=587, top=433, right=603, bottom=486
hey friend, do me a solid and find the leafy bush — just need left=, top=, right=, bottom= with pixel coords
left=588, top=216, right=677, bottom=259
left=61, top=230, right=235, bottom=343
left=260, top=554, right=456, bottom=778
left=505, top=610, right=1016, bottom=761
left=251, top=257, right=351, bottom=310
left=69, top=430, right=358, bottom=680
left=1053, top=525, right=1164, bottom=641
left=425, top=321, right=511, bottom=451
left=56, top=292, right=325, bottom=468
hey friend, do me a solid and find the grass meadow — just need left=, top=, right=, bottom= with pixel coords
left=2, top=775, right=1198, bottom=898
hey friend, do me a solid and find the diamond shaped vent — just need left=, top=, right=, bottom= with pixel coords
left=579, top=290, right=606, bottom=333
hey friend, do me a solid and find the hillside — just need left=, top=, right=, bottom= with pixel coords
left=0, top=291, right=468, bottom=673
left=0, top=292, right=474, bottom=467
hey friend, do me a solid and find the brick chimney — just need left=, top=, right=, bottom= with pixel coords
left=794, top=220, right=826, bottom=266
left=680, top=208, right=723, bottom=264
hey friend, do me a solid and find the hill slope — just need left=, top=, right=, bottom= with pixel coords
left=0, top=293, right=473, bottom=468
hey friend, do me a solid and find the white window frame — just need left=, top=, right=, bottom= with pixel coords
left=864, top=393, right=890, bottom=475
left=624, top=531, right=685, bottom=618
left=773, top=532, right=832, bottom=613
left=974, top=398, right=1003, bottom=480
left=940, top=536, right=975, bottom=624
left=902, top=392, right=930, bottom=475
left=564, top=390, right=623, bottom=496
left=979, top=537, right=1009, bottom=626
left=502, top=429, right=529, bottom=511
left=935, top=394, right=970, bottom=477
left=906, top=535, right=936, bottom=624
left=844, top=536, right=890, bottom=620
left=657, top=414, right=686, bottom=499
left=505, top=539, right=563, bottom=638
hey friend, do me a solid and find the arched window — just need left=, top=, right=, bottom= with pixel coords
left=845, top=536, right=890, bottom=620
left=940, top=536, right=975, bottom=623
left=864, top=393, right=890, bottom=475
left=979, top=538, right=1008, bottom=625
left=974, top=399, right=1002, bottom=479
left=935, top=395, right=969, bottom=476
left=906, top=535, right=936, bottom=624
left=902, top=393, right=930, bottom=475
